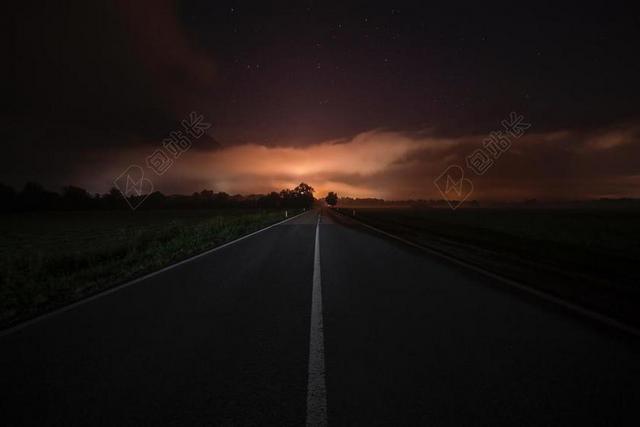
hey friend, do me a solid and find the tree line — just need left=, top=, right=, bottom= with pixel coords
left=0, top=182, right=316, bottom=212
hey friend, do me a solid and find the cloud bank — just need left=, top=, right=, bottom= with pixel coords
left=81, top=121, right=640, bottom=201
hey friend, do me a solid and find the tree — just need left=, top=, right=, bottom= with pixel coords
left=293, top=182, right=315, bottom=208
left=0, top=183, right=17, bottom=212
left=279, top=182, right=315, bottom=208
left=325, top=191, right=338, bottom=206
left=293, top=182, right=314, bottom=195
left=19, top=182, right=59, bottom=210
left=61, top=185, right=93, bottom=209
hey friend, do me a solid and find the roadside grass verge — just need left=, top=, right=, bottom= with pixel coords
left=334, top=206, right=640, bottom=328
left=0, top=209, right=293, bottom=328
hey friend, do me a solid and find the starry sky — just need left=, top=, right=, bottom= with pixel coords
left=4, top=1, right=640, bottom=199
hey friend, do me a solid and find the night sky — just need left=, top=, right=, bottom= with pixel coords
left=5, top=1, right=640, bottom=199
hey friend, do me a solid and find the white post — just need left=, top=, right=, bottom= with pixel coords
left=285, top=210, right=288, bottom=218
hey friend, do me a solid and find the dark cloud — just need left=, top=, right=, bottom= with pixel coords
left=7, top=0, right=217, bottom=137
left=4, top=2, right=640, bottom=198
left=57, top=123, right=639, bottom=201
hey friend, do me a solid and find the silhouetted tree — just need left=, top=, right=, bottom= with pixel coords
left=325, top=192, right=338, bottom=206
left=1, top=181, right=321, bottom=212
left=142, top=191, right=168, bottom=209
left=214, top=192, right=230, bottom=206
left=100, top=187, right=126, bottom=209
left=19, top=182, right=59, bottom=210
left=0, top=183, right=17, bottom=212
left=61, top=185, right=93, bottom=209
left=258, top=192, right=281, bottom=208
left=291, top=182, right=315, bottom=208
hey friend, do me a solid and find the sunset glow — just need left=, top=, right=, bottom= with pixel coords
left=64, top=124, right=640, bottom=201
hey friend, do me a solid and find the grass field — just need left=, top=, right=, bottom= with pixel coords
left=0, top=209, right=294, bottom=328
left=334, top=206, right=640, bottom=327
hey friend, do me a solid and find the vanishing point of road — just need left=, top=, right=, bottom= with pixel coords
left=1, top=208, right=639, bottom=426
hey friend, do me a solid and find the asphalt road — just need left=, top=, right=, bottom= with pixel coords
left=1, top=208, right=639, bottom=426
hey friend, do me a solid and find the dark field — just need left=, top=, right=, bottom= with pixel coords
left=334, top=206, right=640, bottom=328
left=0, top=209, right=293, bottom=328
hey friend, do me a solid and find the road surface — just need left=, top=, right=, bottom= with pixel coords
left=1, top=208, right=639, bottom=426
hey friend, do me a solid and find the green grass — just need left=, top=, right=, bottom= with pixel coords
left=0, top=209, right=293, bottom=327
left=335, top=206, right=640, bottom=326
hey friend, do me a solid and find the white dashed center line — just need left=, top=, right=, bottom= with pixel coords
left=306, top=213, right=327, bottom=426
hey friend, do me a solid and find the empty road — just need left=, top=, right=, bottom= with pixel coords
left=1, top=208, right=639, bottom=426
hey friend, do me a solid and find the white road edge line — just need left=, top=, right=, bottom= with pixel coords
left=306, top=213, right=328, bottom=427
left=0, top=209, right=309, bottom=338
left=337, top=210, right=640, bottom=339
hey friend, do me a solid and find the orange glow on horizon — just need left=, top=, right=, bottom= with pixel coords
left=94, top=125, right=640, bottom=200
